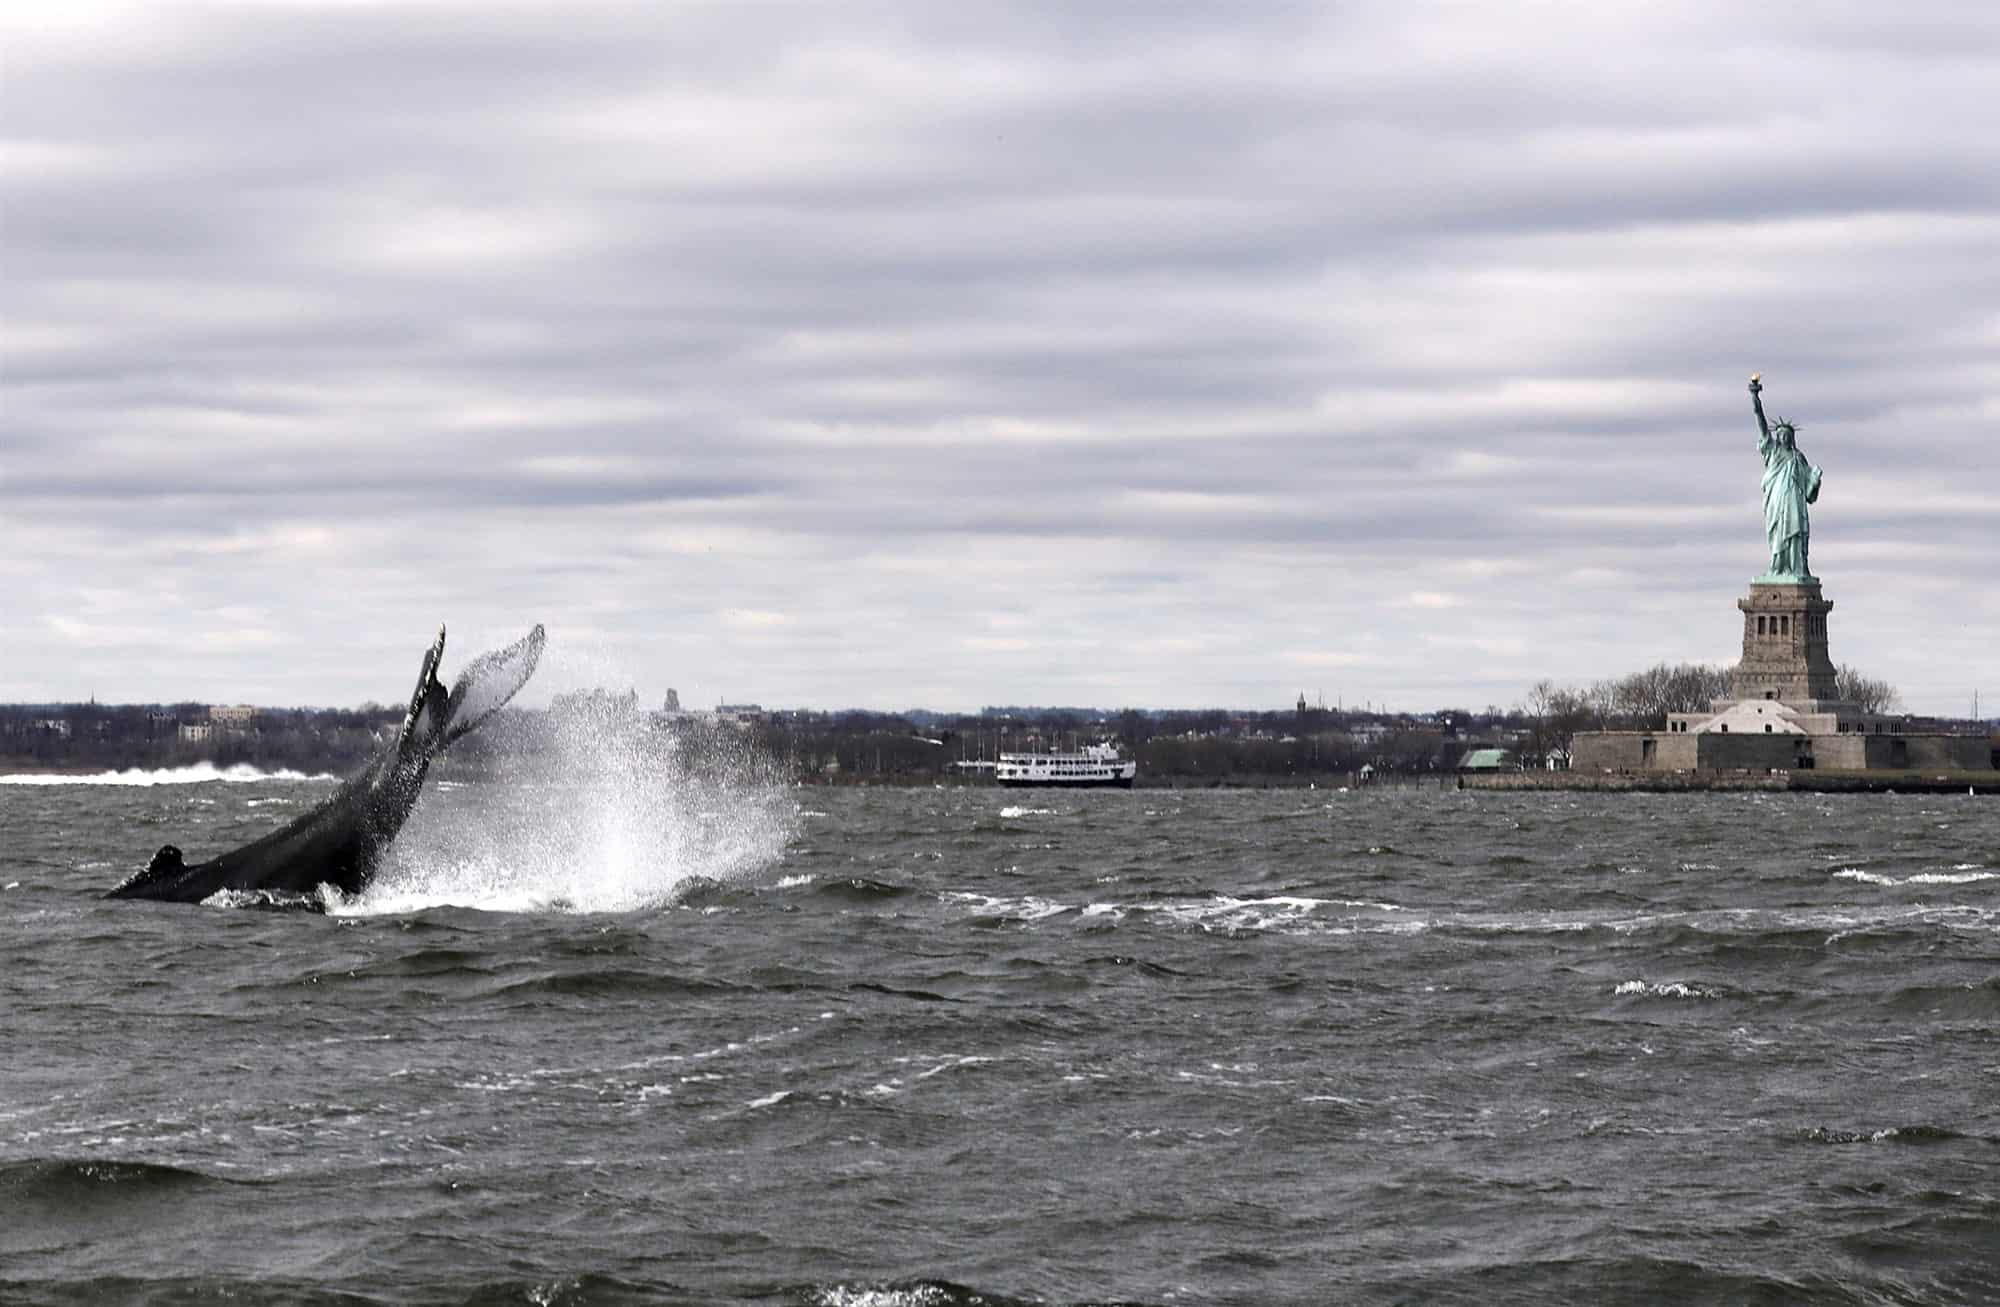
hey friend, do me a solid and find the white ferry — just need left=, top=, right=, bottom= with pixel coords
left=995, top=742, right=1137, bottom=789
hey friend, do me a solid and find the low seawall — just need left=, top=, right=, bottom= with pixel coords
left=1462, top=770, right=2000, bottom=795
left=1462, top=771, right=1786, bottom=793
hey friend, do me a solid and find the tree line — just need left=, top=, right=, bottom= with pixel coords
left=1524, top=662, right=1901, bottom=763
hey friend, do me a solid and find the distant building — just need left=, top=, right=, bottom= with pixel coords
left=1456, top=748, right=1519, bottom=772
left=211, top=705, right=260, bottom=727
left=179, top=722, right=213, bottom=743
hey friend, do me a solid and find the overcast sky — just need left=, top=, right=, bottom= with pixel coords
left=4, top=1, right=1995, bottom=715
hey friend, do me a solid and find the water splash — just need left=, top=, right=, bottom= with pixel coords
left=337, top=711, right=796, bottom=916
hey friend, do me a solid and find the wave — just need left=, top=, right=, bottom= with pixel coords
left=798, top=1280, right=1134, bottom=1307
left=922, top=890, right=1998, bottom=947
left=201, top=887, right=331, bottom=913
left=2, top=1269, right=704, bottom=1307
left=943, top=890, right=1074, bottom=922
left=1879, top=977, right=2000, bottom=1020
left=1613, top=979, right=1717, bottom=999
left=1835, top=867, right=1996, bottom=886
left=813, top=877, right=915, bottom=902
left=1791, top=1123, right=1965, bottom=1145
left=490, top=968, right=742, bottom=1000
left=0, top=1158, right=238, bottom=1207
left=0, top=763, right=336, bottom=787
left=941, top=890, right=1410, bottom=934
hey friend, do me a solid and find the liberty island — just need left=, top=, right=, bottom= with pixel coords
left=1568, top=377, right=1987, bottom=779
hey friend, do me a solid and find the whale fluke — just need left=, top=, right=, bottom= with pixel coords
left=106, top=624, right=545, bottom=907
left=445, top=624, right=545, bottom=746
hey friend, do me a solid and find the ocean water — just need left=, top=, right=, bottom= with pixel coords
left=2, top=768, right=1996, bottom=1306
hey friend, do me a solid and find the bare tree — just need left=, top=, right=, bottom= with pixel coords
left=1603, top=662, right=1735, bottom=727
left=1526, top=679, right=1602, bottom=766
left=1836, top=665, right=1902, bottom=714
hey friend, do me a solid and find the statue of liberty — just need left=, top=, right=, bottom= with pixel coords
left=1748, top=374, right=1822, bottom=581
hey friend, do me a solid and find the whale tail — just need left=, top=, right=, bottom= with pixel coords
left=108, top=623, right=547, bottom=904
left=444, top=623, right=545, bottom=746
left=393, top=623, right=545, bottom=760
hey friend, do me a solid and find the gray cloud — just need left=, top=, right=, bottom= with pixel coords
left=3, top=1, right=1995, bottom=714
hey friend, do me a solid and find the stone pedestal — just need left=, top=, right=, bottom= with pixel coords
left=1733, top=580, right=1837, bottom=702
left=1573, top=568, right=1985, bottom=774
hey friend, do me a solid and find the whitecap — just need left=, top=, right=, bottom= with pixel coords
left=1836, top=868, right=1997, bottom=886
left=914, top=1055, right=992, bottom=1080
left=940, top=890, right=1072, bottom=921
left=1614, top=979, right=1716, bottom=999
left=200, top=886, right=330, bottom=912
left=811, top=1287, right=955, bottom=1307
left=0, top=763, right=337, bottom=787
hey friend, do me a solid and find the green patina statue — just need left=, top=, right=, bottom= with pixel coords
left=1748, top=374, right=1822, bottom=582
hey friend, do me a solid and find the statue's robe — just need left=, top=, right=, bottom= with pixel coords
left=1759, top=434, right=1822, bottom=578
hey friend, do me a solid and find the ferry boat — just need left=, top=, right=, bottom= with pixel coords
left=995, top=742, right=1137, bottom=788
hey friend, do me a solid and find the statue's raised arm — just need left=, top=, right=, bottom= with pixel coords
left=1749, top=373, right=1771, bottom=445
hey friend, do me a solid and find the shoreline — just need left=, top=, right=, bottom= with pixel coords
left=5, top=760, right=1993, bottom=794
left=1461, top=769, right=2000, bottom=795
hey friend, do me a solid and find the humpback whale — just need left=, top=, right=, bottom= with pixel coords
left=107, top=624, right=544, bottom=907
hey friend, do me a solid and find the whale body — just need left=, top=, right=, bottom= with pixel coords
left=106, top=624, right=544, bottom=907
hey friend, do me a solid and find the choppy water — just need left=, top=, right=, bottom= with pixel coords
left=2, top=770, right=1996, bottom=1306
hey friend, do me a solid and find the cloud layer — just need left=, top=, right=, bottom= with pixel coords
left=5, top=1, right=1996, bottom=712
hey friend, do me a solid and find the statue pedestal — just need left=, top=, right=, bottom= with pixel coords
left=1733, top=581, right=1837, bottom=703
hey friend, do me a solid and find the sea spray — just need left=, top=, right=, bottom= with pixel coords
left=341, top=707, right=796, bottom=915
